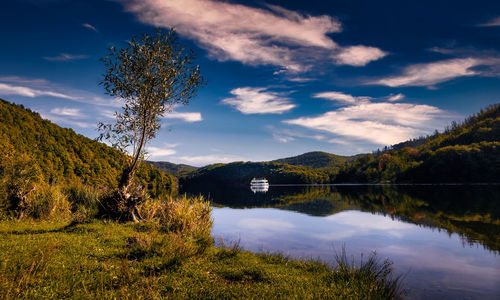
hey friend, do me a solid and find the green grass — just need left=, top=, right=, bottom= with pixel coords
left=0, top=220, right=405, bottom=299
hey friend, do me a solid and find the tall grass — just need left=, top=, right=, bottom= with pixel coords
left=18, top=183, right=71, bottom=221
left=138, top=194, right=212, bottom=240
left=65, top=183, right=101, bottom=222
left=331, top=248, right=406, bottom=299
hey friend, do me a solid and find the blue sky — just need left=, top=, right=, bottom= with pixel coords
left=1, top=0, right=500, bottom=166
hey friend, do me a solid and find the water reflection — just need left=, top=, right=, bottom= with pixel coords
left=183, top=184, right=500, bottom=253
left=183, top=184, right=500, bottom=299
left=250, top=185, right=268, bottom=193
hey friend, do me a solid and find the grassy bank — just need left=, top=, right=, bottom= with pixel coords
left=0, top=220, right=404, bottom=299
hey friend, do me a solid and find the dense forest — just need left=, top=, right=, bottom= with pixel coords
left=335, top=104, right=500, bottom=183
left=179, top=150, right=355, bottom=189
left=0, top=99, right=176, bottom=198
left=180, top=104, right=499, bottom=186
left=271, top=151, right=354, bottom=169
left=148, top=161, right=198, bottom=177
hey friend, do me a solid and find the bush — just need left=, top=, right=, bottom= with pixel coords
left=19, top=183, right=71, bottom=221
left=65, top=183, right=102, bottom=222
left=138, top=194, right=212, bottom=247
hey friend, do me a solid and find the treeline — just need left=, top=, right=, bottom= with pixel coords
left=335, top=104, right=500, bottom=183
left=0, top=99, right=176, bottom=218
left=180, top=161, right=336, bottom=189
left=181, top=104, right=500, bottom=186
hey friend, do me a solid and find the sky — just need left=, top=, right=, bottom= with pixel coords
left=1, top=0, right=500, bottom=166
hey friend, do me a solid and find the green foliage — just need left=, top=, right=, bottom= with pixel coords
left=335, top=104, right=500, bottom=183
left=138, top=195, right=212, bottom=246
left=148, top=160, right=198, bottom=176
left=65, top=183, right=102, bottom=222
left=0, top=221, right=405, bottom=299
left=18, top=183, right=71, bottom=221
left=0, top=99, right=176, bottom=196
left=272, top=151, right=354, bottom=169
left=181, top=161, right=335, bottom=189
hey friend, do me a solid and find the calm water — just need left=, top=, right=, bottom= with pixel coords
left=183, top=185, right=500, bottom=299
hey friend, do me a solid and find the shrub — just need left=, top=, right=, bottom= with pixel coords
left=18, top=183, right=71, bottom=221
left=65, top=183, right=102, bottom=222
left=138, top=194, right=212, bottom=248
left=98, top=184, right=149, bottom=222
left=330, top=248, right=406, bottom=299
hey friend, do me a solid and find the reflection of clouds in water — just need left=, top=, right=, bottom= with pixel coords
left=312, top=229, right=358, bottom=241
left=312, top=211, right=415, bottom=239
left=382, top=245, right=500, bottom=281
left=325, top=211, right=415, bottom=231
left=237, top=218, right=295, bottom=230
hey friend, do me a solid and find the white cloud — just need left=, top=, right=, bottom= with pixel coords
left=313, top=91, right=371, bottom=104
left=82, top=23, right=98, bottom=32
left=334, top=45, right=387, bottom=66
left=118, top=0, right=385, bottom=70
left=272, top=132, right=295, bottom=143
left=287, top=77, right=316, bottom=83
left=43, top=53, right=89, bottom=61
left=50, top=107, right=84, bottom=118
left=284, top=102, right=447, bottom=145
left=238, top=218, right=295, bottom=230
left=369, top=58, right=499, bottom=87
left=0, top=76, right=124, bottom=107
left=387, top=93, right=405, bottom=101
left=40, top=112, right=94, bottom=128
left=270, top=127, right=325, bottom=143
left=478, top=16, right=500, bottom=27
left=0, top=82, right=77, bottom=100
left=163, top=111, right=203, bottom=122
left=222, top=87, right=296, bottom=114
left=172, top=154, right=245, bottom=166
left=146, top=146, right=177, bottom=158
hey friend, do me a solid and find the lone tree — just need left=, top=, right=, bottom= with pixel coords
left=98, top=28, right=205, bottom=221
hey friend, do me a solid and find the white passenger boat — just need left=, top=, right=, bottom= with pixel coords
left=250, top=178, right=269, bottom=187
left=250, top=178, right=269, bottom=193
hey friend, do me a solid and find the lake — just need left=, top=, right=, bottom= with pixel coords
left=182, top=184, right=500, bottom=299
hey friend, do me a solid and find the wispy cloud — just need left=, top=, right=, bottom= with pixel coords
left=40, top=111, right=94, bottom=128
left=334, top=45, right=387, bottom=66
left=369, top=57, right=500, bottom=87
left=0, top=76, right=123, bottom=107
left=387, top=93, right=405, bottom=101
left=477, top=16, right=500, bottom=27
left=146, top=146, right=177, bottom=158
left=271, top=128, right=325, bottom=143
left=313, top=91, right=371, bottom=104
left=171, top=154, right=245, bottom=166
left=164, top=111, right=203, bottom=122
left=50, top=107, right=84, bottom=118
left=222, top=87, right=296, bottom=114
left=284, top=101, right=450, bottom=145
left=82, top=23, right=98, bottom=32
left=0, top=82, right=77, bottom=100
left=43, top=53, right=89, bottom=61
left=118, top=0, right=386, bottom=71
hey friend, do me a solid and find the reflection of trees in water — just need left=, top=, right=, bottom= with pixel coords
left=182, top=184, right=500, bottom=253
left=336, top=185, right=500, bottom=253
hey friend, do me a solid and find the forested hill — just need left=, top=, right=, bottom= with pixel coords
left=271, top=151, right=354, bottom=169
left=181, top=104, right=500, bottom=187
left=335, top=104, right=500, bottom=183
left=0, top=99, right=176, bottom=196
left=148, top=161, right=198, bottom=176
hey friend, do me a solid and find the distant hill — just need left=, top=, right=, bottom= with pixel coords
left=271, top=151, right=353, bottom=169
left=335, top=104, right=500, bottom=183
left=181, top=104, right=500, bottom=186
left=148, top=161, right=198, bottom=176
left=0, top=99, right=176, bottom=196
left=180, top=161, right=335, bottom=190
